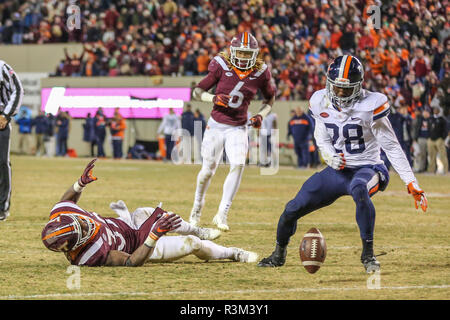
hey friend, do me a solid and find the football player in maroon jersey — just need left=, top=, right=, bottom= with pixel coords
left=189, top=32, right=276, bottom=231
left=41, top=159, right=258, bottom=266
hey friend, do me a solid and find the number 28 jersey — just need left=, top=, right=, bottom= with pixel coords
left=196, top=55, right=276, bottom=126
left=308, top=89, right=415, bottom=185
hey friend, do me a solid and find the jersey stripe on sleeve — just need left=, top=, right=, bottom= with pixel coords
left=373, top=102, right=390, bottom=121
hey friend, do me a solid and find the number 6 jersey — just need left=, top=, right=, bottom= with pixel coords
left=196, top=54, right=276, bottom=126
left=309, top=88, right=415, bottom=185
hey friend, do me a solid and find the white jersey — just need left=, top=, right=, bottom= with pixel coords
left=309, top=89, right=415, bottom=185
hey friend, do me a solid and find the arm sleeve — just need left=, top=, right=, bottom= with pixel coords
left=372, top=116, right=416, bottom=185
left=313, top=118, right=336, bottom=157
left=1, top=63, right=24, bottom=119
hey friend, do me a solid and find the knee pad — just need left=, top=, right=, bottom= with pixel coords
left=184, top=235, right=202, bottom=251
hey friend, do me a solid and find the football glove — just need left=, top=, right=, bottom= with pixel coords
left=213, top=94, right=231, bottom=107
left=407, top=181, right=428, bottom=212
left=145, top=213, right=182, bottom=247
left=78, top=158, right=98, bottom=187
left=249, top=115, right=263, bottom=129
left=323, top=152, right=346, bottom=170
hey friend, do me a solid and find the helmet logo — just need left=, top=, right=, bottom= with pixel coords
left=320, top=112, right=329, bottom=118
left=335, top=78, right=350, bottom=84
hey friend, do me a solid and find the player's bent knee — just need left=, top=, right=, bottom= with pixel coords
left=184, top=235, right=202, bottom=251
left=350, top=183, right=369, bottom=202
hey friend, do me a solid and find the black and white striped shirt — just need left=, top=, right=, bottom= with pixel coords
left=0, top=60, right=24, bottom=121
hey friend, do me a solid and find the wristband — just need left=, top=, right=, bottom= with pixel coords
left=200, top=91, right=215, bottom=102
left=73, top=181, right=85, bottom=193
left=144, top=233, right=159, bottom=248
left=257, top=104, right=272, bottom=118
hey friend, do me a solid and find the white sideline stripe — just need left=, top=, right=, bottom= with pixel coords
left=3, top=284, right=449, bottom=300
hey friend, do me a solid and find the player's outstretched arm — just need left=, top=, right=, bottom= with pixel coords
left=60, top=158, right=98, bottom=203
left=372, top=117, right=428, bottom=212
left=105, top=213, right=182, bottom=267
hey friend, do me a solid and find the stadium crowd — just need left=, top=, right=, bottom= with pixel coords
left=1, top=0, right=448, bottom=173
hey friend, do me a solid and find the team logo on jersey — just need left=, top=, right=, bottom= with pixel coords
left=320, top=112, right=329, bottom=118
left=225, top=72, right=233, bottom=77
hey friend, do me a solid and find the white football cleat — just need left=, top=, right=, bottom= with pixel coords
left=232, top=248, right=259, bottom=263
left=0, top=210, right=10, bottom=222
left=212, top=213, right=229, bottom=231
left=196, top=227, right=221, bottom=240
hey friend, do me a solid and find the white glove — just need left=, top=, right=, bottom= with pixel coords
left=322, top=152, right=346, bottom=170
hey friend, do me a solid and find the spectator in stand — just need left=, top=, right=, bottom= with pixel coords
left=94, top=108, right=107, bottom=158
left=55, top=110, right=70, bottom=157
left=109, top=108, right=127, bottom=159
left=82, top=113, right=96, bottom=157
left=32, top=110, right=49, bottom=156
left=288, top=107, right=312, bottom=169
left=427, top=106, right=448, bottom=174
left=157, top=108, right=180, bottom=162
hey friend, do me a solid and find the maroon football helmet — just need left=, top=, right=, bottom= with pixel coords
left=42, top=214, right=97, bottom=252
left=230, top=32, right=259, bottom=70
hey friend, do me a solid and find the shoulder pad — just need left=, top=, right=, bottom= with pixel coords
left=356, top=91, right=390, bottom=120
left=209, top=55, right=231, bottom=72
left=308, top=89, right=327, bottom=117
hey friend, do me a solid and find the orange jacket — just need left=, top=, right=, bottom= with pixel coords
left=110, top=117, right=126, bottom=139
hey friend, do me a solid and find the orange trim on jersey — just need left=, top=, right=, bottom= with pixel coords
left=369, top=184, right=379, bottom=195
left=232, top=66, right=252, bottom=79
left=343, top=56, right=353, bottom=79
left=373, top=102, right=389, bottom=115
left=42, top=226, right=74, bottom=241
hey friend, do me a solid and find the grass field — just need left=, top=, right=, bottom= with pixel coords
left=0, top=156, right=449, bottom=300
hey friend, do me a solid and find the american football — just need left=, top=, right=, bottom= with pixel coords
left=299, top=228, right=327, bottom=274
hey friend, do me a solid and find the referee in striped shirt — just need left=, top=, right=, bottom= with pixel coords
left=0, top=60, right=24, bottom=221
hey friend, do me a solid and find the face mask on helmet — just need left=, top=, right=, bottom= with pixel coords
left=41, top=214, right=97, bottom=252
left=230, top=32, right=259, bottom=70
left=326, top=55, right=364, bottom=109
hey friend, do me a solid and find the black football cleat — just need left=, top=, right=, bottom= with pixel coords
left=257, top=244, right=287, bottom=267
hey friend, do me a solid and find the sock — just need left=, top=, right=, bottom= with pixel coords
left=217, top=164, right=244, bottom=216
left=351, top=184, right=376, bottom=241
left=171, top=219, right=199, bottom=235
left=192, top=239, right=236, bottom=261
left=193, top=161, right=217, bottom=208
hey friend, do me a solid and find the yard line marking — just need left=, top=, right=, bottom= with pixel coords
left=3, top=284, right=449, bottom=300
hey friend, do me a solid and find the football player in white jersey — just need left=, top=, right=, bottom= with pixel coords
left=258, top=55, right=428, bottom=273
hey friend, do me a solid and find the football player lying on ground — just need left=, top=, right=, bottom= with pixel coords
left=41, top=159, right=258, bottom=266
left=258, top=55, right=428, bottom=273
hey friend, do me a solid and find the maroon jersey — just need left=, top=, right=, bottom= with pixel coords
left=49, top=201, right=159, bottom=266
left=197, top=55, right=276, bottom=126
